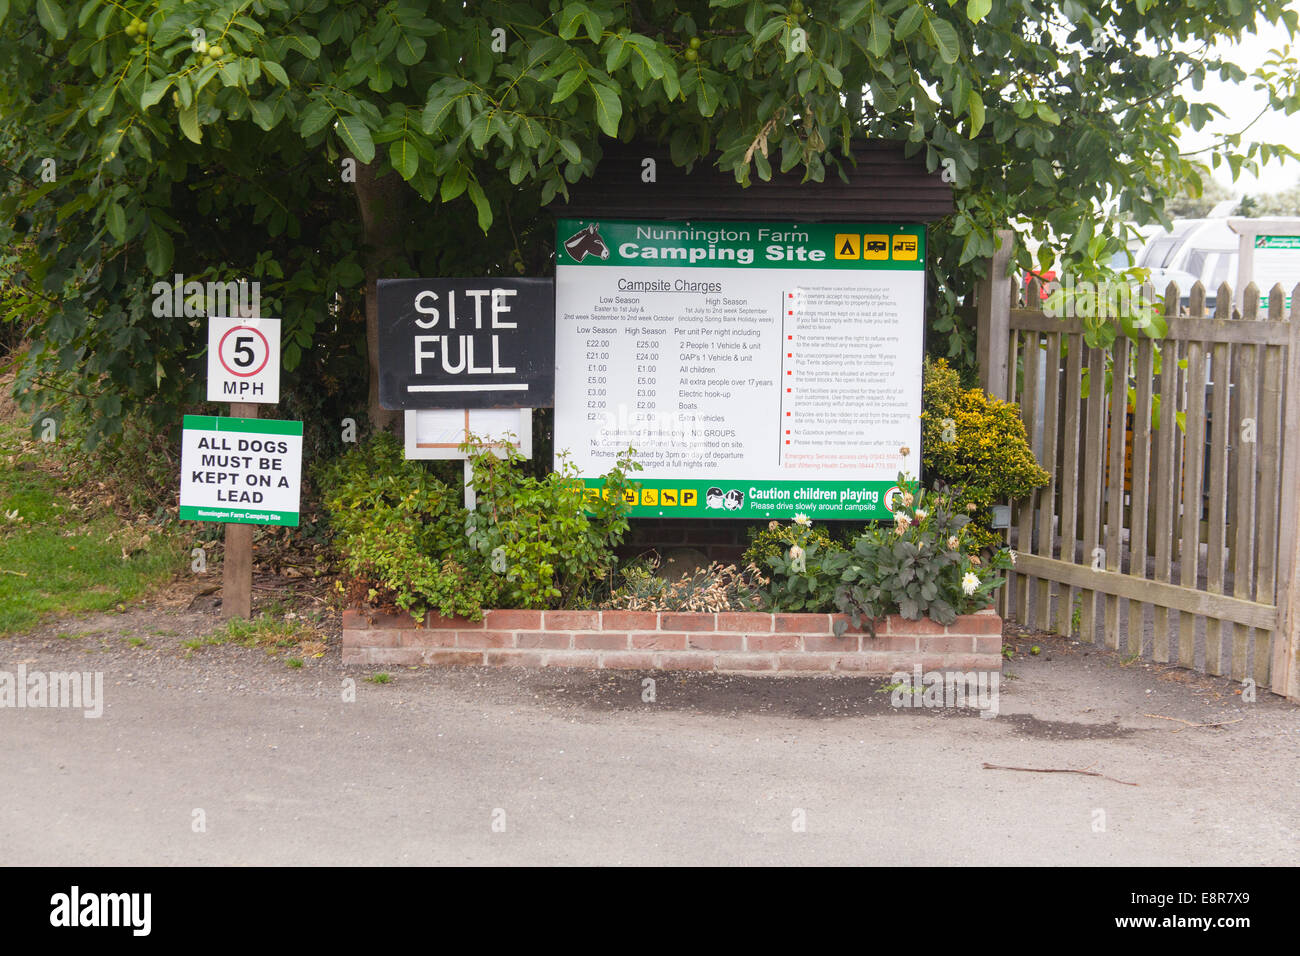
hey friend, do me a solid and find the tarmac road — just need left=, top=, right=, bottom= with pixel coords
left=2, top=609, right=1297, bottom=866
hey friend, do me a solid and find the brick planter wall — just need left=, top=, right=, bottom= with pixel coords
left=341, top=607, right=1003, bottom=674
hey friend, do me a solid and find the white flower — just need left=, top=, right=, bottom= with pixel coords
left=789, top=544, right=806, bottom=572
left=894, top=512, right=911, bottom=529
left=962, top=572, right=980, bottom=596
left=793, top=513, right=811, bottom=528
left=914, top=509, right=927, bottom=521
left=947, top=536, right=959, bottom=549
left=901, top=492, right=914, bottom=507
left=1008, top=549, right=1017, bottom=565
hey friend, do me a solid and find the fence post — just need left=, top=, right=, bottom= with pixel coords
left=1272, top=284, right=1300, bottom=701
left=976, top=229, right=1015, bottom=400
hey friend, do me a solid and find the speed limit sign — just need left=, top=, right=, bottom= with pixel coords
left=207, top=316, right=281, bottom=403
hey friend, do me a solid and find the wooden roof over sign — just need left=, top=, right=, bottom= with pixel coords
left=550, top=139, right=954, bottom=224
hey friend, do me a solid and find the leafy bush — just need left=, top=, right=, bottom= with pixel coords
left=604, top=558, right=765, bottom=612
left=463, top=442, right=640, bottom=609
left=320, top=433, right=496, bottom=619
left=921, top=357, right=1049, bottom=550
left=833, top=474, right=1012, bottom=636
left=752, top=515, right=845, bottom=612
left=742, top=518, right=840, bottom=568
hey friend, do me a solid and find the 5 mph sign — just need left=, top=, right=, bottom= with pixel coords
left=207, top=317, right=281, bottom=403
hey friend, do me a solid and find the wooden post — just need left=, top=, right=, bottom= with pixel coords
left=1272, top=284, right=1300, bottom=701
left=222, top=402, right=258, bottom=620
left=976, top=229, right=1015, bottom=400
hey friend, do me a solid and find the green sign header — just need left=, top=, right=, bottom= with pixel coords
left=557, top=218, right=925, bottom=271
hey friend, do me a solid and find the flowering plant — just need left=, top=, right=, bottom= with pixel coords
left=832, top=471, right=1013, bottom=637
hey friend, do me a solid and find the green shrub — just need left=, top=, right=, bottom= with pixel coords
left=463, top=442, right=641, bottom=609
left=742, top=519, right=840, bottom=568
left=833, top=474, right=1012, bottom=636
left=921, top=357, right=1049, bottom=550
left=754, top=515, right=846, bottom=612
left=320, top=433, right=497, bottom=619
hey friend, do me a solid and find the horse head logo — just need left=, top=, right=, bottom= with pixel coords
left=563, top=223, right=610, bottom=262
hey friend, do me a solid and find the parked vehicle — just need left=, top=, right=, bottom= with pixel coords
left=1137, top=218, right=1298, bottom=311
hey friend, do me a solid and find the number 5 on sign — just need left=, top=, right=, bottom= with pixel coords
left=207, top=317, right=281, bottom=403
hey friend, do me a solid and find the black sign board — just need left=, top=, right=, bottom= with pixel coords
left=377, top=277, right=554, bottom=409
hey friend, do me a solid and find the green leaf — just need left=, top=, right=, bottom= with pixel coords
left=590, top=82, right=622, bottom=136
left=36, top=0, right=67, bottom=39
left=927, top=18, right=960, bottom=64
left=440, top=165, right=469, bottom=201
left=895, top=6, right=924, bottom=40
left=178, top=104, right=201, bottom=144
left=390, top=138, right=418, bottom=180
left=558, top=138, right=582, bottom=163
left=106, top=203, right=126, bottom=241
left=467, top=180, right=493, bottom=232
left=262, top=61, right=290, bottom=86
left=868, top=13, right=890, bottom=58
left=552, top=69, right=584, bottom=104
left=141, top=78, right=173, bottom=110
left=966, top=0, right=992, bottom=22
left=336, top=115, right=375, bottom=163
left=144, top=225, right=173, bottom=275
left=966, top=90, right=984, bottom=137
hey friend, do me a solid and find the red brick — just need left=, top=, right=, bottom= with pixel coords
left=421, top=650, right=485, bottom=667
left=804, top=633, right=859, bottom=653
left=918, top=634, right=975, bottom=654
left=516, top=631, right=571, bottom=650
left=367, top=609, right=421, bottom=629
left=455, top=630, right=513, bottom=649
left=544, top=651, right=600, bottom=669
left=887, top=615, right=947, bottom=636
left=746, top=633, right=800, bottom=652
left=484, top=609, right=543, bottom=629
left=354, top=647, right=421, bottom=666
left=774, top=654, right=834, bottom=671
left=716, top=612, right=774, bottom=633
left=600, top=653, right=657, bottom=670
left=871, top=634, right=917, bottom=653
left=343, top=628, right=396, bottom=648
left=341, top=608, right=367, bottom=629
left=656, top=653, right=716, bottom=671
left=942, top=655, right=1002, bottom=672
left=775, top=613, right=831, bottom=633
left=975, top=635, right=1002, bottom=654
left=715, top=654, right=775, bottom=672
left=485, top=650, right=546, bottom=668
left=631, top=632, right=687, bottom=650
left=398, top=629, right=455, bottom=648
left=574, top=632, right=629, bottom=650
left=959, top=611, right=1004, bottom=635
left=834, top=652, right=896, bottom=674
left=341, top=647, right=368, bottom=666
left=661, top=612, right=717, bottom=631
left=686, top=633, right=744, bottom=652
left=544, top=610, right=600, bottom=630
left=602, top=611, right=659, bottom=630
left=424, top=613, right=483, bottom=630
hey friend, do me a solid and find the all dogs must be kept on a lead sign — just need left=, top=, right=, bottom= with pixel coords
left=377, top=278, right=555, bottom=409
left=179, top=416, right=303, bottom=526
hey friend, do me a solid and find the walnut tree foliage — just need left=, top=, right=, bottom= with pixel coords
left=0, top=0, right=1297, bottom=448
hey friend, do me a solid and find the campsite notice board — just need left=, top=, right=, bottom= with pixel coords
left=179, top=416, right=303, bottom=526
left=554, top=218, right=925, bottom=520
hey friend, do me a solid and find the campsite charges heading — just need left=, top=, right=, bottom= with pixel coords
left=557, top=219, right=926, bottom=272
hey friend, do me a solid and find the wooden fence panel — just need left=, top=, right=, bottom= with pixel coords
left=988, top=274, right=1297, bottom=701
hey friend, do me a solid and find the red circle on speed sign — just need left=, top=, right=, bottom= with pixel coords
left=218, top=326, right=271, bottom=378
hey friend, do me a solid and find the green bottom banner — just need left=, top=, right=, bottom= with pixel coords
left=179, top=505, right=299, bottom=527
left=581, top=478, right=897, bottom=520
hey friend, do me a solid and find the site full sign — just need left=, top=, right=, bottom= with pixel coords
left=179, top=416, right=303, bottom=526
left=377, top=277, right=555, bottom=409
left=553, top=219, right=925, bottom=519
